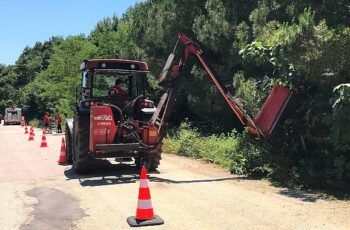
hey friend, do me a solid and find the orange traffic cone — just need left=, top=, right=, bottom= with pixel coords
left=28, top=130, right=34, bottom=141
left=24, top=125, right=28, bottom=134
left=30, top=127, right=35, bottom=136
left=127, top=165, right=164, bottom=227
left=40, top=131, right=48, bottom=147
left=58, top=137, right=67, bottom=165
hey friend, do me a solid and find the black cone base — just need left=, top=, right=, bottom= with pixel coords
left=127, top=215, right=164, bottom=227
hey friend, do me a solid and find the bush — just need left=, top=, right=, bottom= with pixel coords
left=236, top=31, right=350, bottom=191
left=29, top=118, right=41, bottom=128
left=163, top=121, right=245, bottom=173
left=326, top=84, right=350, bottom=189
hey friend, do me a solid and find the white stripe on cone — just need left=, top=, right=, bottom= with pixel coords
left=137, top=199, right=153, bottom=209
left=140, top=179, right=149, bottom=188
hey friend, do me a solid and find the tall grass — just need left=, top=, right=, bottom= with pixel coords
left=29, top=118, right=41, bottom=128
left=163, top=122, right=246, bottom=174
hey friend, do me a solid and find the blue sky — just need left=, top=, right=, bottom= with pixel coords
left=0, top=0, right=142, bottom=65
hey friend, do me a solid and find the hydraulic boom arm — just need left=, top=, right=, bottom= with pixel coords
left=150, top=33, right=263, bottom=143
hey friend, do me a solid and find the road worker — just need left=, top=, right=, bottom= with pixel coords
left=44, top=113, right=49, bottom=131
left=56, top=114, right=62, bottom=133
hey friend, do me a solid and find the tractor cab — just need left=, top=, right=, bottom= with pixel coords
left=79, top=59, right=156, bottom=121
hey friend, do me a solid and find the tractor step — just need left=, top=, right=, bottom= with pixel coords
left=95, top=143, right=140, bottom=152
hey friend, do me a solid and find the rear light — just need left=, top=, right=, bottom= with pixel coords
left=84, top=101, right=98, bottom=107
left=83, top=101, right=99, bottom=107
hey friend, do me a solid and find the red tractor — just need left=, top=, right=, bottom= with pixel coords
left=66, top=34, right=293, bottom=174
left=65, top=59, right=162, bottom=173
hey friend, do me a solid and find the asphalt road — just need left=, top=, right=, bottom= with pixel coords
left=0, top=125, right=349, bottom=230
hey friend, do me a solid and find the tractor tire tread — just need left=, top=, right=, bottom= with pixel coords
left=65, top=125, right=73, bottom=164
left=150, top=151, right=162, bottom=171
left=73, top=113, right=92, bottom=173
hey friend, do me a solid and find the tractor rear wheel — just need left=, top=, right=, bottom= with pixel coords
left=150, top=151, right=161, bottom=171
left=73, top=113, right=92, bottom=173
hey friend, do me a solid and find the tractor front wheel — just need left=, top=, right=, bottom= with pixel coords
left=135, top=151, right=162, bottom=172
left=65, top=124, right=73, bottom=164
left=73, top=113, right=92, bottom=173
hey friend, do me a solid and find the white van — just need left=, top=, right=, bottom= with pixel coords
left=4, top=108, right=22, bottom=125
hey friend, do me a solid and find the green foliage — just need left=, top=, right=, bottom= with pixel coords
left=90, top=18, right=143, bottom=59
left=23, top=35, right=98, bottom=118
left=29, top=118, right=41, bottom=128
left=330, top=84, right=350, bottom=153
left=235, top=129, right=271, bottom=178
left=0, top=65, right=17, bottom=111
left=232, top=5, right=349, bottom=191
left=249, top=0, right=271, bottom=38
left=233, top=72, right=261, bottom=114
left=193, top=0, right=231, bottom=52
left=14, top=37, right=63, bottom=87
left=164, top=121, right=245, bottom=173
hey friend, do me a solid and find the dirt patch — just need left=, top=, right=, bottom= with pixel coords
left=21, top=187, right=86, bottom=230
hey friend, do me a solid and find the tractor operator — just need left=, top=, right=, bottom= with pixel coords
left=108, top=79, right=128, bottom=97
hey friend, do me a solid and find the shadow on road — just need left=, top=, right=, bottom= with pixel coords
left=62, top=157, right=350, bottom=200
left=64, top=160, right=141, bottom=186
left=50, top=133, right=65, bottom=136
left=234, top=178, right=322, bottom=202
left=64, top=159, right=236, bottom=187
left=278, top=188, right=350, bottom=202
left=278, top=189, right=319, bottom=202
left=149, top=176, right=235, bottom=184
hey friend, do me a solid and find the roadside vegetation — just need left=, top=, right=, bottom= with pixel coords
left=164, top=122, right=245, bottom=173
left=0, top=0, right=349, bottom=192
